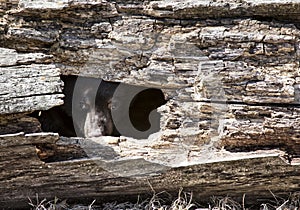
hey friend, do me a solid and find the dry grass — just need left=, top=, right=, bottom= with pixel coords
left=28, top=195, right=96, bottom=210
left=258, top=191, right=300, bottom=210
left=27, top=191, right=300, bottom=210
left=103, top=188, right=195, bottom=210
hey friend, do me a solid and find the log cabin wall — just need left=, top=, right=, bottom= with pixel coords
left=0, top=0, right=300, bottom=208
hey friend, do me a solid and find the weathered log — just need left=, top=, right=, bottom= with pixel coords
left=0, top=48, right=63, bottom=114
left=0, top=133, right=299, bottom=209
left=1, top=0, right=300, bottom=208
left=0, top=114, right=41, bottom=134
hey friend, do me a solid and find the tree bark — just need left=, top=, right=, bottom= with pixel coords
left=1, top=0, right=300, bottom=208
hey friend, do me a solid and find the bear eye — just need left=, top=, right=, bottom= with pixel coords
left=79, top=97, right=90, bottom=111
left=108, top=99, right=118, bottom=110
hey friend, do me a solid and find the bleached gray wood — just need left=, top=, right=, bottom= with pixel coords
left=0, top=133, right=299, bottom=209
left=0, top=48, right=64, bottom=114
left=0, top=0, right=300, bottom=208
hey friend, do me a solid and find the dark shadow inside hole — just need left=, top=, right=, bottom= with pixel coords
left=35, top=106, right=76, bottom=137
left=32, top=76, right=167, bottom=139
left=129, top=88, right=166, bottom=132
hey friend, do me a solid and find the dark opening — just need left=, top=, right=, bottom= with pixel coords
left=35, top=106, right=76, bottom=137
left=33, top=76, right=167, bottom=139
left=129, top=88, right=166, bottom=132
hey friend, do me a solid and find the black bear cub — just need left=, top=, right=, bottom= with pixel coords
left=36, top=76, right=166, bottom=139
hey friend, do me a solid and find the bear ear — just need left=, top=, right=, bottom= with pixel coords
left=79, top=96, right=90, bottom=111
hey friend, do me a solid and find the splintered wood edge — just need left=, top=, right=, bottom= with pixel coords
left=0, top=132, right=59, bottom=146
left=0, top=132, right=295, bottom=166
left=0, top=132, right=299, bottom=208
